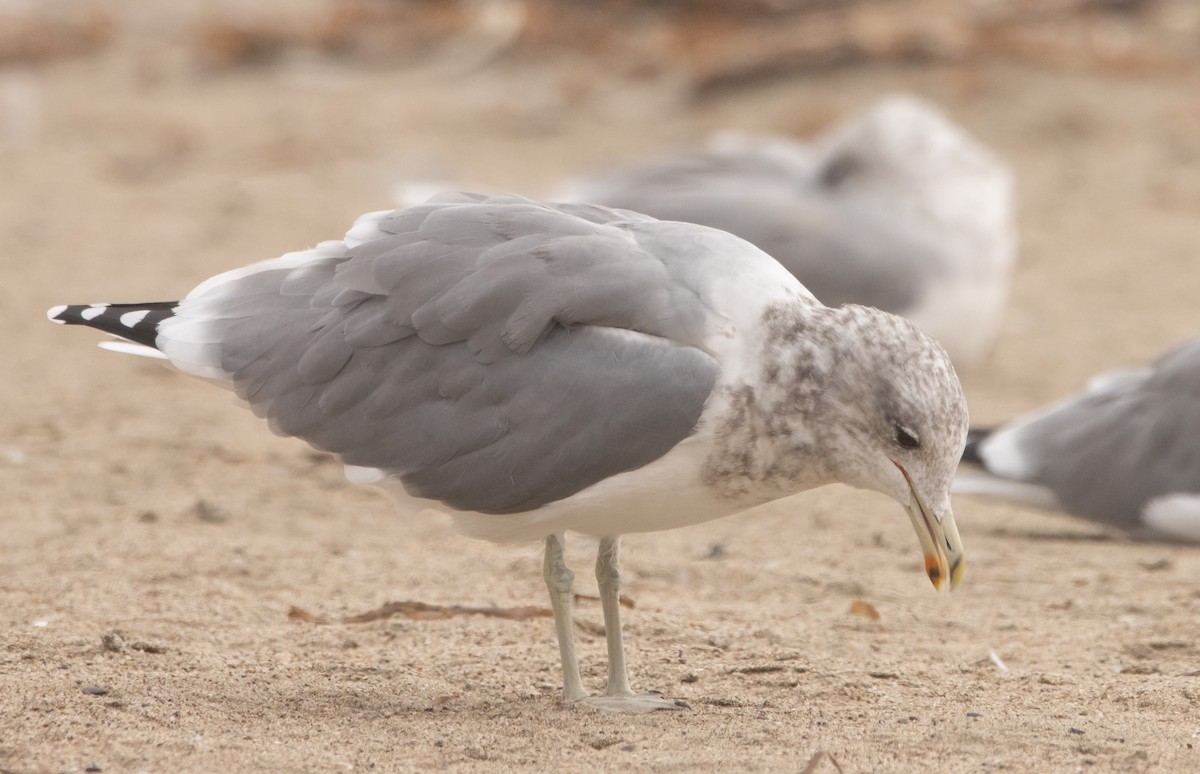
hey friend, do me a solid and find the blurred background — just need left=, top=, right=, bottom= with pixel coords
left=4, top=2, right=1200, bottom=770
left=4, top=0, right=1199, bottom=405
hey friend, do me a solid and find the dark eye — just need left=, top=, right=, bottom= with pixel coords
left=895, top=425, right=921, bottom=450
left=820, top=154, right=860, bottom=187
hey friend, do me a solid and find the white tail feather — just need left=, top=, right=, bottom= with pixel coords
left=98, top=340, right=169, bottom=359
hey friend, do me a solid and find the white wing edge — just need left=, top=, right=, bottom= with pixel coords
left=344, top=465, right=387, bottom=484
left=952, top=470, right=1061, bottom=511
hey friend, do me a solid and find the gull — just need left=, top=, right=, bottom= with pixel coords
left=48, top=192, right=969, bottom=712
left=956, top=337, right=1200, bottom=543
left=557, top=95, right=1017, bottom=369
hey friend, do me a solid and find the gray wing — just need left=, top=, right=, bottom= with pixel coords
left=171, top=195, right=722, bottom=514
left=561, top=147, right=949, bottom=314
left=984, top=338, right=1200, bottom=529
left=558, top=145, right=809, bottom=198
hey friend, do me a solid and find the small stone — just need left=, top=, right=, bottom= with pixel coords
left=82, top=686, right=109, bottom=696
left=130, top=641, right=167, bottom=654
left=192, top=499, right=228, bottom=524
left=101, top=630, right=126, bottom=652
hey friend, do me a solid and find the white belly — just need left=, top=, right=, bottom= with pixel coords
left=377, top=432, right=770, bottom=544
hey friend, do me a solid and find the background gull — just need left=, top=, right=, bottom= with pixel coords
left=556, top=95, right=1017, bottom=369
left=956, top=337, right=1200, bottom=542
left=48, top=192, right=968, bottom=713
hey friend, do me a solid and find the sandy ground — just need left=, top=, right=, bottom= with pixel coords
left=4, top=19, right=1200, bottom=774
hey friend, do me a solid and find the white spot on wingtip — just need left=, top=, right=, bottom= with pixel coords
left=119, top=309, right=150, bottom=327
left=80, top=304, right=108, bottom=321
left=46, top=304, right=68, bottom=323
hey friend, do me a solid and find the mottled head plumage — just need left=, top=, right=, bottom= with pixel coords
left=704, top=300, right=968, bottom=520
left=816, top=305, right=968, bottom=513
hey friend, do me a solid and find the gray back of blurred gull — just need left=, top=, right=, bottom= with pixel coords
left=49, top=192, right=969, bottom=713
left=957, top=337, right=1200, bottom=542
left=558, top=95, right=1016, bottom=369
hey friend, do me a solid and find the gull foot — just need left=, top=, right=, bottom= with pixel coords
left=574, top=693, right=692, bottom=714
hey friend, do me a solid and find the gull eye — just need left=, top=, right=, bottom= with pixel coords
left=820, top=154, right=860, bottom=187
left=894, top=425, right=921, bottom=450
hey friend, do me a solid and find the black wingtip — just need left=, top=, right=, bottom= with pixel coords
left=960, top=427, right=994, bottom=466
left=47, top=301, right=178, bottom=349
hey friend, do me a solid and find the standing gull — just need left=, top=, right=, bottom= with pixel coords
left=48, top=192, right=968, bottom=713
left=956, top=337, right=1200, bottom=542
left=557, top=95, right=1016, bottom=369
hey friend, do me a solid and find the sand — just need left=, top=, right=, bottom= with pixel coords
left=3, top=16, right=1200, bottom=774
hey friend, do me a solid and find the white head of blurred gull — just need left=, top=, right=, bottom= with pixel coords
left=48, top=192, right=968, bottom=713
left=556, top=94, right=1017, bottom=369
left=956, top=337, right=1200, bottom=543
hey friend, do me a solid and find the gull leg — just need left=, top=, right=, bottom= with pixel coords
left=543, top=532, right=588, bottom=703
left=577, top=535, right=690, bottom=714
left=596, top=535, right=633, bottom=697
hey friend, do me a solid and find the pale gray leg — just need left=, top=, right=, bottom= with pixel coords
left=595, top=535, right=633, bottom=696
left=543, top=532, right=588, bottom=702
left=578, top=535, right=690, bottom=713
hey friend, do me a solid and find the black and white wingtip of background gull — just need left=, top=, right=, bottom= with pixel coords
left=49, top=192, right=969, bottom=713
left=554, top=94, right=1017, bottom=370
left=955, top=337, right=1200, bottom=543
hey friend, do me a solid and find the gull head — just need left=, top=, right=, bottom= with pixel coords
left=813, top=95, right=1015, bottom=274
left=815, top=95, right=996, bottom=191
left=818, top=305, right=969, bottom=589
left=747, top=302, right=969, bottom=589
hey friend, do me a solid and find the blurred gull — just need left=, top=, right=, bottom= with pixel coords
left=557, top=95, right=1017, bottom=368
left=49, top=193, right=968, bottom=712
left=956, top=337, right=1200, bottom=542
